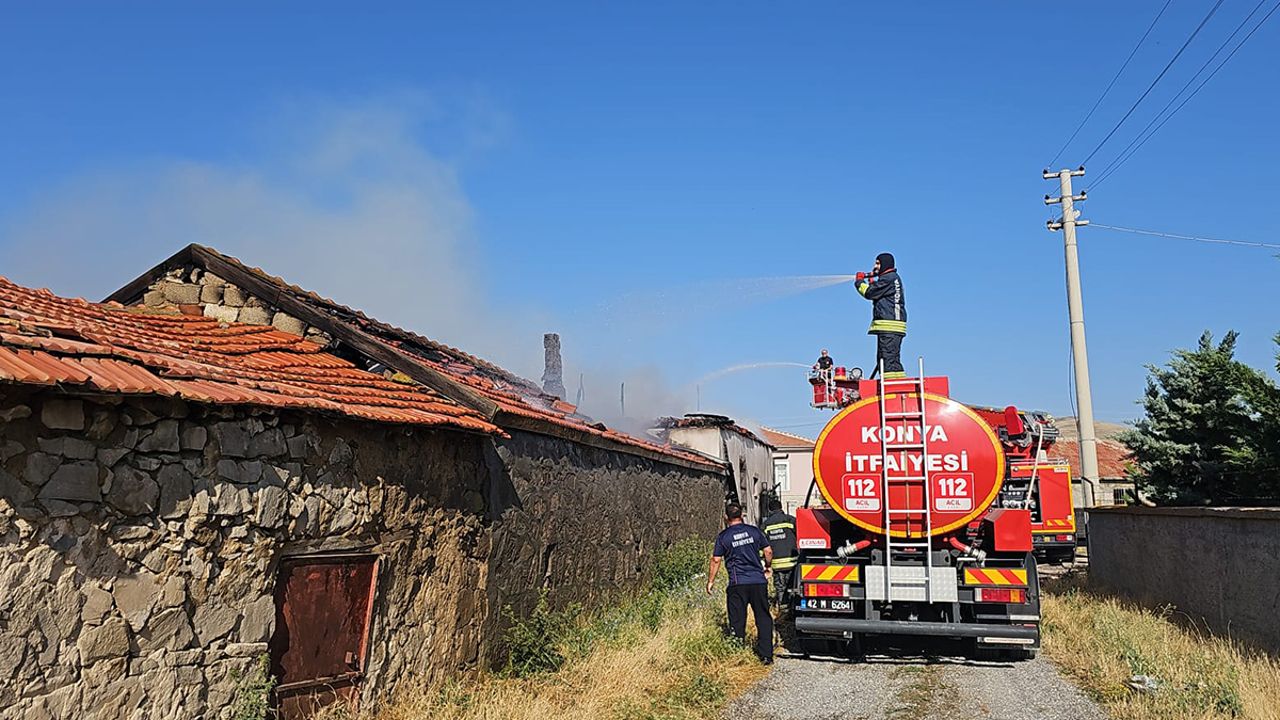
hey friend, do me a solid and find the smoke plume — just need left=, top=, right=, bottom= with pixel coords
left=0, top=96, right=703, bottom=430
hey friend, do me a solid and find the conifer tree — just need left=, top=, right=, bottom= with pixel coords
left=1121, top=331, right=1280, bottom=505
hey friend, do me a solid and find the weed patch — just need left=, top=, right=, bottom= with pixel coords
left=229, top=655, right=277, bottom=720
left=1042, top=572, right=1280, bottom=720
left=336, top=537, right=768, bottom=720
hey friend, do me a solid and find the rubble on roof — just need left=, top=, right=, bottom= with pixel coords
left=653, top=413, right=771, bottom=446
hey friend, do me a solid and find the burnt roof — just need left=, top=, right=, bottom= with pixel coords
left=107, top=245, right=722, bottom=472
left=655, top=413, right=772, bottom=448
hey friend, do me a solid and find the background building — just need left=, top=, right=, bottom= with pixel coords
left=653, top=414, right=774, bottom=524
left=1052, top=418, right=1135, bottom=507
left=758, top=427, right=816, bottom=515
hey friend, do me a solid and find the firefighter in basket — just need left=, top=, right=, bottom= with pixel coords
left=813, top=348, right=834, bottom=372
left=854, top=252, right=907, bottom=379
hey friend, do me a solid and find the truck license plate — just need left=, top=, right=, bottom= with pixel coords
left=828, top=599, right=854, bottom=611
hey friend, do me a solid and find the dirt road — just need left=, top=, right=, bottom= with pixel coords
left=725, top=640, right=1106, bottom=720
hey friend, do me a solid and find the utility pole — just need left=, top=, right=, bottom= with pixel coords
left=1044, top=166, right=1099, bottom=508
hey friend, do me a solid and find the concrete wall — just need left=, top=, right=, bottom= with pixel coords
left=1072, top=478, right=1134, bottom=509
left=1088, top=506, right=1280, bottom=652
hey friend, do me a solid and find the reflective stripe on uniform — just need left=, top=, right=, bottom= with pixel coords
left=764, top=522, right=795, bottom=533
left=882, top=371, right=908, bottom=379
left=772, top=556, right=798, bottom=570
left=856, top=280, right=870, bottom=297
left=868, top=319, right=907, bottom=334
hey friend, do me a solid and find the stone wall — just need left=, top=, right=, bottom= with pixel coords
left=488, top=430, right=724, bottom=617
left=1088, top=506, right=1280, bottom=653
left=0, top=386, right=727, bottom=718
left=139, top=267, right=331, bottom=346
left=0, top=388, right=491, bottom=719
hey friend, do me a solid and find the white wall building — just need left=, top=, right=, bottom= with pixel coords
left=655, top=414, right=775, bottom=524
left=759, top=427, right=816, bottom=515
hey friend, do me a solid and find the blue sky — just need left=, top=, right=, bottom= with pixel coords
left=2, top=3, right=1277, bottom=436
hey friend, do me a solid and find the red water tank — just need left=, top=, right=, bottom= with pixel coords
left=812, top=383, right=1006, bottom=538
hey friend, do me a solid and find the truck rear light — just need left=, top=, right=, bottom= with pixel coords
left=804, top=583, right=847, bottom=598
left=975, top=588, right=1025, bottom=604
left=1056, top=534, right=1074, bottom=542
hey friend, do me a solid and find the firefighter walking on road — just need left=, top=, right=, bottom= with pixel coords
left=855, top=252, right=907, bottom=379
left=762, top=499, right=797, bottom=609
left=706, top=502, right=774, bottom=664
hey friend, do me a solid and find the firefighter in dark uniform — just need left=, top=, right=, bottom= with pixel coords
left=706, top=502, right=774, bottom=663
left=855, top=252, right=907, bottom=379
left=762, top=499, right=797, bottom=607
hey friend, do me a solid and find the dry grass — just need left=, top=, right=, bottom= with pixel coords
left=323, top=581, right=768, bottom=720
left=1042, top=572, right=1280, bottom=720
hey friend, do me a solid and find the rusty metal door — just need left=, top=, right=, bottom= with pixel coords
left=270, top=554, right=379, bottom=719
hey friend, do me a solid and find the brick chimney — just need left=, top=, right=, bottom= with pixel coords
left=542, top=333, right=567, bottom=399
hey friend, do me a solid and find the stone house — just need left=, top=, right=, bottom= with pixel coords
left=757, top=427, right=815, bottom=515
left=651, top=414, right=774, bottom=524
left=107, top=245, right=726, bottom=616
left=0, top=272, right=725, bottom=719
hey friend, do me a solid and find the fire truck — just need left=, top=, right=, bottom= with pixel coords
left=810, top=366, right=1078, bottom=565
left=793, top=362, right=1076, bottom=658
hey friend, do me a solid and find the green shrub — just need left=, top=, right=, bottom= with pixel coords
left=229, top=655, right=277, bottom=720
left=501, top=591, right=579, bottom=677
left=500, top=538, right=718, bottom=680
left=651, top=538, right=710, bottom=593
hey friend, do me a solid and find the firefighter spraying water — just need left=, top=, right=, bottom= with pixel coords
left=855, top=253, right=907, bottom=380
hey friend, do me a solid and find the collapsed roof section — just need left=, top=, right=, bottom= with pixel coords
left=653, top=413, right=773, bottom=449
left=107, top=245, right=722, bottom=472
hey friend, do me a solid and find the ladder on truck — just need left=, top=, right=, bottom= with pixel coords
left=877, top=357, right=935, bottom=603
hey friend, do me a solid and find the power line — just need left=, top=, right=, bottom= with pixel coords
left=1092, top=0, right=1280, bottom=188
left=1092, top=0, right=1270, bottom=181
left=1090, top=222, right=1280, bottom=250
left=1079, top=0, right=1227, bottom=166
left=1048, top=0, right=1173, bottom=167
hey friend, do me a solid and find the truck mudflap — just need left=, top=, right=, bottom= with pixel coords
left=795, top=616, right=1039, bottom=640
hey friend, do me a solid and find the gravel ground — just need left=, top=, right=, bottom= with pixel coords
left=725, top=639, right=1107, bottom=720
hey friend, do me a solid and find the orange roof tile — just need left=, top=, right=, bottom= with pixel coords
left=0, top=276, right=501, bottom=434
left=758, top=427, right=816, bottom=449
left=1050, top=439, right=1132, bottom=480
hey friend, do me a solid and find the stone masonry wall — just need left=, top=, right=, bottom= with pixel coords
left=0, top=388, right=490, bottom=720
left=140, top=267, right=332, bottom=346
left=137, top=262, right=727, bottom=618
left=488, top=430, right=724, bottom=622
